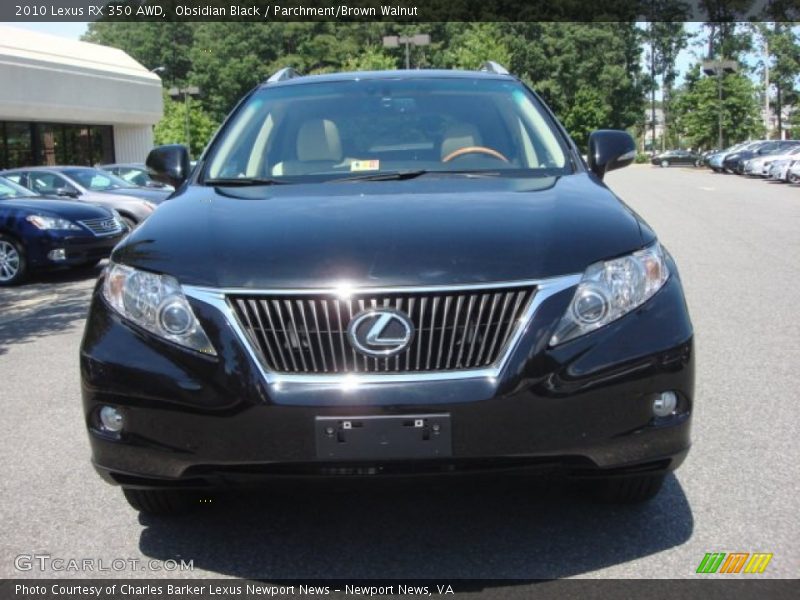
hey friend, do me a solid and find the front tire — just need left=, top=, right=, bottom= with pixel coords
left=122, top=488, right=198, bottom=515
left=0, top=235, right=26, bottom=286
left=591, top=473, right=666, bottom=503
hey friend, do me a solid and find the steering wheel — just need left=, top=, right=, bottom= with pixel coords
left=442, top=146, right=509, bottom=163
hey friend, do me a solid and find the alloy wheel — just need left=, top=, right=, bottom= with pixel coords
left=0, top=240, right=21, bottom=282
left=661, top=160, right=669, bottom=168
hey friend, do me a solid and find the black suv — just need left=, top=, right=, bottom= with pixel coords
left=80, top=65, right=694, bottom=514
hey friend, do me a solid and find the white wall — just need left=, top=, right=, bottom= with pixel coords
left=0, top=25, right=162, bottom=127
left=113, top=125, right=155, bottom=164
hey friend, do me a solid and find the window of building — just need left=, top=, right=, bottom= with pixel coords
left=0, top=121, right=115, bottom=169
left=4, top=122, right=35, bottom=168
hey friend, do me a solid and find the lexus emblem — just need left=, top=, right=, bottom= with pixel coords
left=347, top=309, right=414, bottom=358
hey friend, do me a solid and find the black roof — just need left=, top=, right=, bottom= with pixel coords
left=259, top=68, right=514, bottom=89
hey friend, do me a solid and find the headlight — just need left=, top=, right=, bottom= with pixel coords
left=550, top=242, right=670, bottom=345
left=26, top=215, right=81, bottom=230
left=102, top=263, right=216, bottom=355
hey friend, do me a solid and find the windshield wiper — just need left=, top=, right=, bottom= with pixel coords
left=204, top=177, right=288, bottom=186
left=332, top=169, right=504, bottom=183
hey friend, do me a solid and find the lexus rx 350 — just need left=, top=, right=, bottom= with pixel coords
left=80, top=66, right=694, bottom=514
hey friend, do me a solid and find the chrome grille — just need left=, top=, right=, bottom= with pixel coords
left=79, top=217, right=123, bottom=236
left=229, top=286, right=536, bottom=374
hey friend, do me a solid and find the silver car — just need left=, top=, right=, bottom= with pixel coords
left=787, top=160, right=800, bottom=184
left=0, top=167, right=159, bottom=229
left=765, top=147, right=800, bottom=182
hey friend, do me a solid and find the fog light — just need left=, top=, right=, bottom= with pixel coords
left=47, top=248, right=66, bottom=261
left=98, top=406, right=124, bottom=433
left=653, top=391, right=678, bottom=417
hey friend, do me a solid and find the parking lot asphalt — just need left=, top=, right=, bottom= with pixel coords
left=0, top=166, right=798, bottom=581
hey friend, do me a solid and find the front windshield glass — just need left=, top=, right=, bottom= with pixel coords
left=0, top=176, right=36, bottom=199
left=63, top=168, right=133, bottom=191
left=205, top=77, right=570, bottom=182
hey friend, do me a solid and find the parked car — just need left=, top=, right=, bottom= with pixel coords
left=767, top=157, right=795, bottom=182
left=0, top=176, right=126, bottom=285
left=700, top=149, right=720, bottom=166
left=722, top=140, right=797, bottom=174
left=651, top=149, right=702, bottom=167
left=81, top=65, right=694, bottom=514
left=1, top=167, right=158, bottom=229
left=706, top=142, right=749, bottom=172
left=786, top=160, right=800, bottom=184
left=98, top=163, right=174, bottom=191
left=743, top=142, right=800, bottom=176
left=768, top=145, right=800, bottom=182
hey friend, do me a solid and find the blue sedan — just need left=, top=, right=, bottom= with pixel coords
left=0, top=176, right=127, bottom=286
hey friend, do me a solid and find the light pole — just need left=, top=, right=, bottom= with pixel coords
left=763, top=38, right=770, bottom=136
left=168, top=86, right=201, bottom=157
left=382, top=34, right=430, bottom=69
left=702, top=59, right=737, bottom=149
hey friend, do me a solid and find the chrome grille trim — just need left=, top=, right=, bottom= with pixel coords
left=229, top=287, right=534, bottom=375
left=79, top=217, right=123, bottom=236
left=183, top=275, right=582, bottom=385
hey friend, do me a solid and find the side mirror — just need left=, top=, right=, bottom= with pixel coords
left=56, top=187, right=79, bottom=198
left=587, top=130, right=636, bottom=180
left=146, top=144, right=190, bottom=189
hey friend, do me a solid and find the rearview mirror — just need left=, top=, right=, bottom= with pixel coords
left=587, top=130, right=636, bottom=180
left=146, top=145, right=191, bottom=189
left=55, top=187, right=79, bottom=198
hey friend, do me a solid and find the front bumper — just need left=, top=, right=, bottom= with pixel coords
left=28, top=232, right=124, bottom=268
left=80, top=266, right=694, bottom=488
left=723, top=159, right=742, bottom=172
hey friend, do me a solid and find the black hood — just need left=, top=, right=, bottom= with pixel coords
left=115, top=173, right=652, bottom=288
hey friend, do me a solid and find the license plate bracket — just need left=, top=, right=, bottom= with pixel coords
left=315, top=414, right=452, bottom=460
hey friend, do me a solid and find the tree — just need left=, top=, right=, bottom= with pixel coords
left=504, top=23, right=645, bottom=150
left=441, top=23, right=511, bottom=70
left=563, top=88, right=613, bottom=150
left=672, top=64, right=763, bottom=149
left=753, top=22, right=800, bottom=138
left=154, top=92, right=219, bottom=158
left=343, top=45, right=397, bottom=72
left=80, top=21, right=650, bottom=151
left=646, top=16, right=691, bottom=149
left=700, top=0, right=756, bottom=61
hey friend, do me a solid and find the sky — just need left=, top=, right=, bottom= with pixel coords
left=12, top=21, right=89, bottom=39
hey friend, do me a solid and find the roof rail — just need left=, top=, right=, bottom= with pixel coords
left=266, top=67, right=302, bottom=83
left=479, top=61, right=510, bottom=75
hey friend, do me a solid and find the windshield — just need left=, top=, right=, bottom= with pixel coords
left=205, top=77, right=570, bottom=183
left=109, top=166, right=150, bottom=187
left=0, top=176, right=36, bottom=199
left=62, top=168, right=135, bottom=191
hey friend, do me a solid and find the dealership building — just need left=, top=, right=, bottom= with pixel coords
left=0, top=26, right=162, bottom=170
